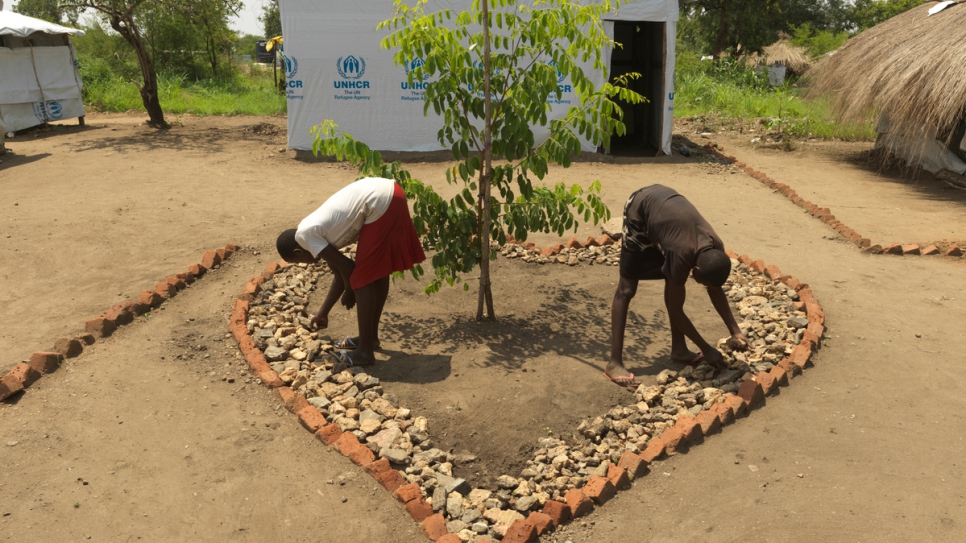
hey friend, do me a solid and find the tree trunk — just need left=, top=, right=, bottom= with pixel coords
left=476, top=0, right=495, bottom=322
left=110, top=15, right=166, bottom=127
left=712, top=0, right=731, bottom=59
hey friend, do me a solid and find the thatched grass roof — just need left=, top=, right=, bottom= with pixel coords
left=808, top=2, right=966, bottom=142
left=758, top=38, right=811, bottom=74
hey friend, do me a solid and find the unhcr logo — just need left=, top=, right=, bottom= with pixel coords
left=337, top=55, right=366, bottom=79
left=32, top=101, right=63, bottom=122
left=402, top=57, right=430, bottom=91
left=284, top=56, right=298, bottom=78
left=335, top=55, right=370, bottom=90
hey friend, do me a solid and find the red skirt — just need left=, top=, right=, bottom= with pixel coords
left=350, top=183, right=426, bottom=290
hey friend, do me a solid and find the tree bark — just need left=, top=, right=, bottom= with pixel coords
left=476, top=0, right=495, bottom=321
left=712, top=0, right=731, bottom=59
left=110, top=14, right=167, bottom=127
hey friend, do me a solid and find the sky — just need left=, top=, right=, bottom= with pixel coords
left=2, top=0, right=268, bottom=37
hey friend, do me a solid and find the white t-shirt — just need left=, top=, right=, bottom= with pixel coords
left=295, top=177, right=395, bottom=257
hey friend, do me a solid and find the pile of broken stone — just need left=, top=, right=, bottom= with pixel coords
left=500, top=241, right=621, bottom=267
left=245, top=253, right=803, bottom=541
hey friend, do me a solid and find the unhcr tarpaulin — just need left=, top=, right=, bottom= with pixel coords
left=0, top=11, right=85, bottom=132
left=279, top=0, right=676, bottom=154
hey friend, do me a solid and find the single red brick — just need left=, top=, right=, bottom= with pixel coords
left=503, top=519, right=538, bottom=543
left=751, top=259, right=766, bottom=273
left=548, top=243, right=564, bottom=255
left=265, top=262, right=282, bottom=275
left=258, top=370, right=283, bottom=388
left=407, top=498, right=434, bottom=522
left=540, top=246, right=555, bottom=257
left=85, top=317, right=117, bottom=338
left=277, top=387, right=309, bottom=413
left=598, top=234, right=615, bottom=246
left=736, top=379, right=765, bottom=407
left=806, top=303, right=825, bottom=326
left=901, top=244, right=921, bottom=255
left=54, top=337, right=83, bottom=358
left=505, top=233, right=516, bottom=244
left=10, top=363, right=41, bottom=388
left=527, top=511, right=555, bottom=535
left=639, top=438, right=666, bottom=463
left=542, top=500, right=572, bottom=527
left=176, top=271, right=194, bottom=285
left=921, top=244, right=940, bottom=256
left=104, top=304, right=134, bottom=326
left=155, top=282, right=177, bottom=298
left=420, top=513, right=447, bottom=541
left=723, top=394, right=748, bottom=418
left=616, top=450, right=647, bottom=479
left=437, top=535, right=462, bottom=543
left=77, top=332, right=97, bottom=345
left=564, top=488, right=594, bottom=518
left=788, top=344, right=811, bottom=370
left=393, top=482, right=423, bottom=504
left=565, top=237, right=582, bottom=249
left=297, top=405, right=327, bottom=433
left=28, top=352, right=62, bottom=374
left=724, top=249, right=738, bottom=259
left=582, top=475, right=616, bottom=505
left=677, top=415, right=703, bottom=443
left=201, top=249, right=222, bottom=269
left=364, top=457, right=391, bottom=476
left=769, top=365, right=790, bottom=386
left=883, top=243, right=903, bottom=255
left=523, top=242, right=537, bottom=250
left=215, top=248, right=228, bottom=261
left=375, top=469, right=407, bottom=492
left=584, top=236, right=600, bottom=248
left=794, top=300, right=807, bottom=311
left=606, top=463, right=631, bottom=490
left=695, top=409, right=722, bottom=435
left=138, top=289, right=164, bottom=308
left=711, top=401, right=735, bottom=426
left=350, top=445, right=376, bottom=467
left=1, top=364, right=41, bottom=400
left=333, top=431, right=361, bottom=456
left=756, top=371, right=779, bottom=395
left=764, top=264, right=783, bottom=280
left=778, top=356, right=804, bottom=377
left=737, top=254, right=753, bottom=267
left=224, top=243, right=240, bottom=257
left=858, top=238, right=872, bottom=248
left=946, top=245, right=963, bottom=257
left=189, top=263, right=207, bottom=277
left=315, top=424, right=342, bottom=445
left=863, top=244, right=883, bottom=254
left=164, top=276, right=186, bottom=291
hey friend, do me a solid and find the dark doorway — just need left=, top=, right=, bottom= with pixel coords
left=608, top=21, right=666, bottom=156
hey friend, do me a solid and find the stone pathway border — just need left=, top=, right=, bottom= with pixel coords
left=231, top=245, right=826, bottom=543
left=0, top=244, right=240, bottom=402
left=704, top=145, right=965, bottom=258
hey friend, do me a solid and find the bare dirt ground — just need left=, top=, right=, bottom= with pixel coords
left=1, top=112, right=965, bottom=542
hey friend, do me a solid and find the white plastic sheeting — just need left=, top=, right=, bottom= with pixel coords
left=876, top=114, right=966, bottom=175
left=279, top=0, right=676, bottom=154
left=0, top=11, right=85, bottom=38
left=0, top=45, right=85, bottom=132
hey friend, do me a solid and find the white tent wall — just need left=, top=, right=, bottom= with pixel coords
left=0, top=11, right=86, bottom=132
left=279, top=0, right=676, bottom=154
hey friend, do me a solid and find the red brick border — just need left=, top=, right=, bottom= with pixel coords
left=702, top=146, right=965, bottom=260
left=234, top=248, right=825, bottom=542
left=0, top=244, right=240, bottom=402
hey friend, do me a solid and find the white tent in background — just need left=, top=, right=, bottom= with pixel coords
left=0, top=11, right=86, bottom=133
left=278, top=0, right=678, bottom=155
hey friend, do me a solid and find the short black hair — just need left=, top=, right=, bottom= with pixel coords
left=276, top=228, right=302, bottom=261
left=696, top=248, right=732, bottom=287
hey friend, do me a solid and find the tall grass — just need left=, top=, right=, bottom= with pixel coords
left=674, top=54, right=875, bottom=141
left=82, top=66, right=286, bottom=116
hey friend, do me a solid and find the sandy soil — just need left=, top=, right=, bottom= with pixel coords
left=1, top=113, right=965, bottom=542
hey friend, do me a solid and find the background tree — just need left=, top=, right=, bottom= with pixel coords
left=314, top=0, right=643, bottom=320
left=259, top=0, right=280, bottom=38
left=847, top=0, right=925, bottom=31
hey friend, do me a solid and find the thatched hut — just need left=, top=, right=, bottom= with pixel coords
left=808, top=2, right=966, bottom=179
left=745, top=33, right=811, bottom=86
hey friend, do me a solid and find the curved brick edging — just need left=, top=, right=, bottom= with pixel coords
left=0, top=244, right=240, bottom=402
left=230, top=246, right=825, bottom=543
left=702, top=145, right=965, bottom=259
